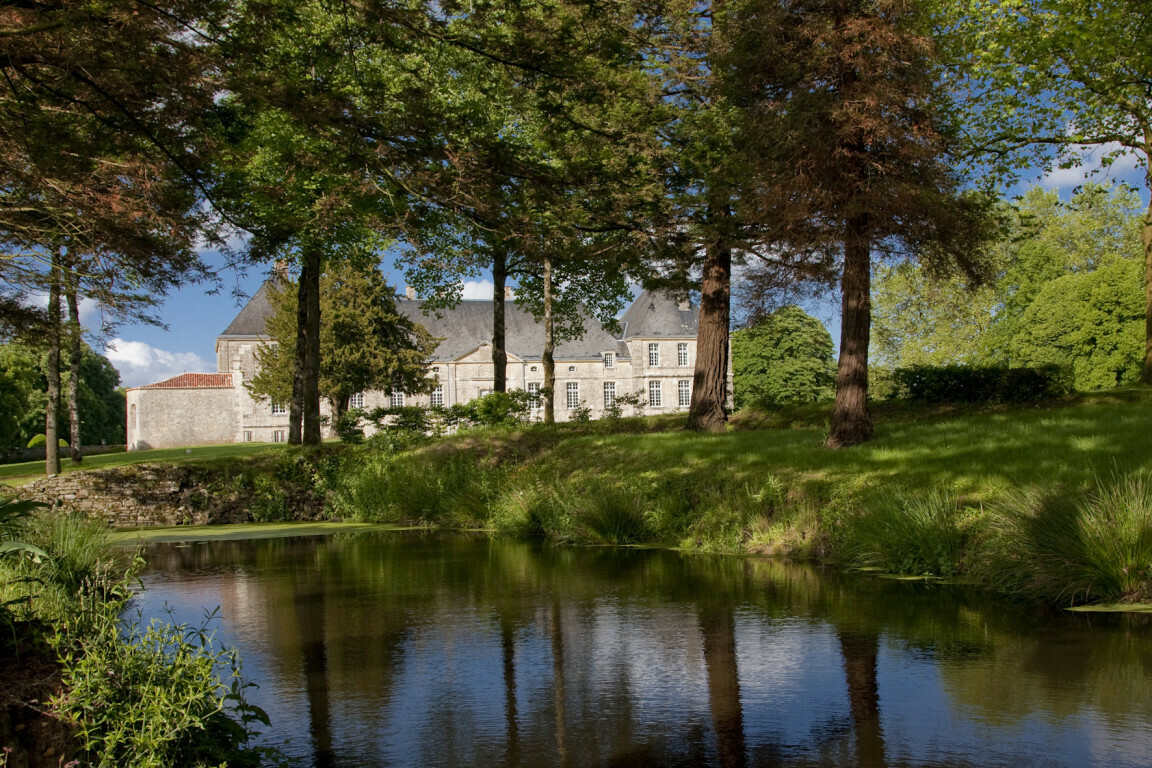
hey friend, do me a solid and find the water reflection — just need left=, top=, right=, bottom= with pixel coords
left=135, top=533, right=1152, bottom=768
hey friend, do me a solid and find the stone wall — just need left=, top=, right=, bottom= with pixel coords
left=18, top=463, right=326, bottom=528
left=127, top=385, right=239, bottom=451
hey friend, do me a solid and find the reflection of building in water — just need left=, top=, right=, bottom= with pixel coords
left=127, top=286, right=726, bottom=449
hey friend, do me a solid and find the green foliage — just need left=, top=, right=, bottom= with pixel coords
left=247, top=264, right=438, bottom=416
left=56, top=609, right=269, bottom=768
left=891, top=365, right=1069, bottom=403
left=942, top=0, right=1150, bottom=186
left=732, top=306, right=835, bottom=410
left=0, top=344, right=36, bottom=451
left=2, top=342, right=126, bottom=447
left=1007, top=257, right=1144, bottom=390
left=871, top=184, right=1145, bottom=387
left=983, top=473, right=1152, bottom=606
left=26, top=434, right=68, bottom=448
left=840, top=489, right=970, bottom=578
left=871, top=262, right=999, bottom=368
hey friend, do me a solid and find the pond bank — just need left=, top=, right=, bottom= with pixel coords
left=12, top=387, right=1152, bottom=608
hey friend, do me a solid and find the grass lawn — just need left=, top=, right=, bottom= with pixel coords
left=0, top=442, right=287, bottom=486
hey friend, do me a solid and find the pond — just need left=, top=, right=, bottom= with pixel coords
left=134, top=531, right=1152, bottom=768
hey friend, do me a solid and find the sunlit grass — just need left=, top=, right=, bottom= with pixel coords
left=0, top=442, right=286, bottom=485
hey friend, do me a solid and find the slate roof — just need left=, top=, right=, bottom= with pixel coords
left=400, top=299, right=628, bottom=362
left=219, top=280, right=277, bottom=337
left=136, top=373, right=234, bottom=390
left=215, top=286, right=699, bottom=362
left=618, top=290, right=699, bottom=338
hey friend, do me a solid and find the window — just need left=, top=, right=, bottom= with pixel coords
left=430, top=385, right=444, bottom=407
left=390, top=390, right=405, bottom=408
left=604, top=352, right=615, bottom=369
left=648, top=343, right=660, bottom=367
left=679, top=380, right=691, bottom=407
left=243, top=431, right=253, bottom=443
left=603, top=382, right=616, bottom=408
left=349, top=392, right=365, bottom=410
left=649, top=380, right=662, bottom=407
left=479, top=389, right=492, bottom=398
left=272, top=429, right=287, bottom=443
left=527, top=382, right=541, bottom=407
left=271, top=402, right=287, bottom=415
left=678, top=343, right=689, bottom=367
left=129, top=404, right=136, bottom=431
left=566, top=382, right=580, bottom=409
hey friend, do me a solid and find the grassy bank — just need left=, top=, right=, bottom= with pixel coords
left=0, top=442, right=285, bottom=486
left=328, top=387, right=1152, bottom=608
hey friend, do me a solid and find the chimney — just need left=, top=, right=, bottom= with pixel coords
left=505, top=286, right=514, bottom=300
left=405, top=286, right=416, bottom=300
left=273, top=259, right=289, bottom=280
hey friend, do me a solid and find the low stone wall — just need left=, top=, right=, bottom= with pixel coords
left=17, top=463, right=325, bottom=528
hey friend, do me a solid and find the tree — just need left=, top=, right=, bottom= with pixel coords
left=731, top=306, right=836, bottom=409
left=871, top=184, right=1144, bottom=370
left=1007, top=257, right=1143, bottom=390
left=871, top=262, right=999, bottom=369
left=940, top=0, right=1152, bottom=381
left=247, top=264, right=438, bottom=423
left=734, top=0, right=995, bottom=447
left=0, top=342, right=126, bottom=450
left=0, top=345, right=36, bottom=454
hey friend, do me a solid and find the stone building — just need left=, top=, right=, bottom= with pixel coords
left=127, top=285, right=721, bottom=450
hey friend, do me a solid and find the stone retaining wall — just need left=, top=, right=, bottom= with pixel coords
left=16, top=463, right=325, bottom=528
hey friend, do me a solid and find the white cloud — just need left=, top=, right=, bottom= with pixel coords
left=104, top=338, right=211, bottom=388
left=1040, top=142, right=1144, bottom=192
left=461, top=280, right=494, bottom=300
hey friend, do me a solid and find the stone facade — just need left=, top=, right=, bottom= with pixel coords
left=128, top=287, right=729, bottom=449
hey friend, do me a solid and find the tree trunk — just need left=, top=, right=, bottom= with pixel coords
left=543, top=256, right=556, bottom=424
left=838, top=631, right=886, bottom=768
left=688, top=236, right=732, bottom=432
left=64, top=264, right=83, bottom=464
left=290, top=265, right=307, bottom=445
left=45, top=256, right=62, bottom=477
left=827, top=218, right=874, bottom=448
left=492, top=248, right=508, bottom=393
left=1141, top=189, right=1152, bottom=384
left=301, top=248, right=323, bottom=445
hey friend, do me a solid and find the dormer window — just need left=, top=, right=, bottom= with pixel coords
left=604, top=352, right=615, bottom=369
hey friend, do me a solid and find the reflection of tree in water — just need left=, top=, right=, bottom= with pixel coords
left=138, top=533, right=1152, bottom=768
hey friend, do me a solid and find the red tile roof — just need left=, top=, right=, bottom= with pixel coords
left=138, top=373, right=235, bottom=390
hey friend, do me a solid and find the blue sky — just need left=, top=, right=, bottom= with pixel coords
left=101, top=147, right=1147, bottom=388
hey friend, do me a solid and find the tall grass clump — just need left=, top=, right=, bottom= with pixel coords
left=839, top=488, right=968, bottom=577
left=330, top=451, right=493, bottom=525
left=489, top=478, right=568, bottom=538
left=985, top=473, right=1152, bottom=605
left=566, top=483, right=652, bottom=545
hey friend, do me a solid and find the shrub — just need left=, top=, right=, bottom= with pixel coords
left=55, top=608, right=270, bottom=768
left=891, top=364, right=1070, bottom=403
left=840, top=488, right=969, bottom=577
left=984, top=473, right=1152, bottom=605
left=27, top=434, right=69, bottom=448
